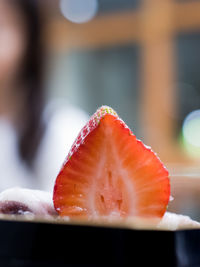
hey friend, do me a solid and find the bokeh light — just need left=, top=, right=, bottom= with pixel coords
left=182, top=110, right=200, bottom=158
left=60, top=0, right=98, bottom=24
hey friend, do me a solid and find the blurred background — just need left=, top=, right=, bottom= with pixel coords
left=1, top=0, right=200, bottom=221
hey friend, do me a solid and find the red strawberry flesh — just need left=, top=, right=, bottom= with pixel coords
left=53, top=106, right=170, bottom=219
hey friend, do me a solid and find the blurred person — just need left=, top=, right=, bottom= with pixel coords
left=0, top=0, right=88, bottom=192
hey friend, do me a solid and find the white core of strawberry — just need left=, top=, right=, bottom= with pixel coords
left=84, top=122, right=137, bottom=217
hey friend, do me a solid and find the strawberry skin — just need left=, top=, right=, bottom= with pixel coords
left=53, top=106, right=170, bottom=219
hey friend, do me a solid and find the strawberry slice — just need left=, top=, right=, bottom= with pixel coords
left=53, top=106, right=170, bottom=219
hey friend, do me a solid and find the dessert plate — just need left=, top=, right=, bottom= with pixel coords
left=0, top=218, right=199, bottom=267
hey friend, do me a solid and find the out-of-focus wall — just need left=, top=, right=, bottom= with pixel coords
left=41, top=0, right=200, bottom=165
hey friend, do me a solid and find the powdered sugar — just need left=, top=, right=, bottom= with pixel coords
left=0, top=187, right=56, bottom=216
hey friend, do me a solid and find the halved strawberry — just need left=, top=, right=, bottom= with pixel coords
left=53, top=106, right=170, bottom=219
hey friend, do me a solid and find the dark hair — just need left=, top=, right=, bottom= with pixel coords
left=9, top=0, right=45, bottom=168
